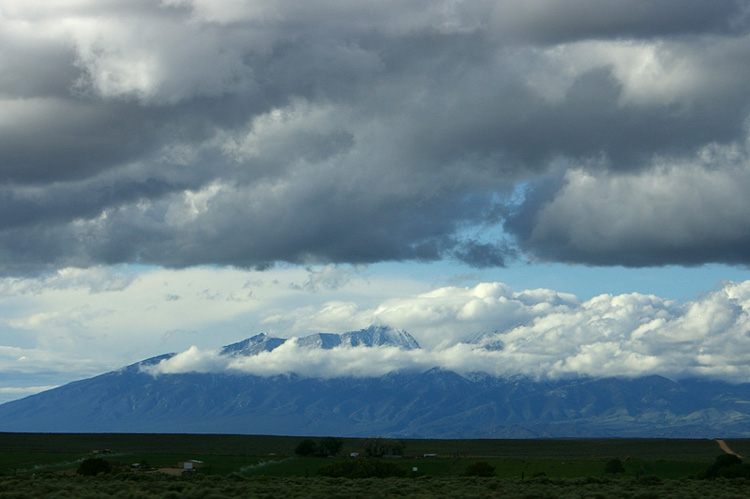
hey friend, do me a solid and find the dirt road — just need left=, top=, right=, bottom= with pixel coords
left=715, top=439, right=743, bottom=458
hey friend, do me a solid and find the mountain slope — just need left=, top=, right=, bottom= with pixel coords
left=1, top=329, right=749, bottom=437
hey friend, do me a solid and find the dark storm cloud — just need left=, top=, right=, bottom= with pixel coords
left=62, top=171, right=502, bottom=269
left=2, top=0, right=750, bottom=274
left=506, top=160, right=750, bottom=267
left=495, top=0, right=749, bottom=43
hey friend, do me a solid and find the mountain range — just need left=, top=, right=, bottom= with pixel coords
left=1, top=326, right=749, bottom=438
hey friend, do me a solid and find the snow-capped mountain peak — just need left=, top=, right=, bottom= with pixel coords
left=219, top=325, right=420, bottom=357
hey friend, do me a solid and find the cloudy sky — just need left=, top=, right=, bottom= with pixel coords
left=2, top=0, right=750, bottom=403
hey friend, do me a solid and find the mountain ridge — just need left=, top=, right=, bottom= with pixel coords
left=1, top=328, right=749, bottom=438
left=219, top=325, right=420, bottom=357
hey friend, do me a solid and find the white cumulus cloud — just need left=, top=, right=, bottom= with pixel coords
left=146, top=280, right=750, bottom=382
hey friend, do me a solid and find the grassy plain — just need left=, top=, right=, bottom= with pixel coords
left=0, top=434, right=748, bottom=498
left=0, top=433, right=731, bottom=458
left=0, top=433, right=744, bottom=477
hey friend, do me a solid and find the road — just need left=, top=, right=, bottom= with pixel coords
left=715, top=439, right=743, bottom=458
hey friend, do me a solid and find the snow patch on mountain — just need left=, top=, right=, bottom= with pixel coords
left=218, top=326, right=419, bottom=355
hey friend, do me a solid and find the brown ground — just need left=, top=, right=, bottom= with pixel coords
left=155, top=467, right=186, bottom=475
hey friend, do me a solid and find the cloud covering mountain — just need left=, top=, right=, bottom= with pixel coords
left=145, top=281, right=750, bottom=382
left=2, top=0, right=750, bottom=275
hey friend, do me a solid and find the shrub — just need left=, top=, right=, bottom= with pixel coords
left=637, top=475, right=662, bottom=486
left=604, top=458, right=625, bottom=474
left=701, top=454, right=750, bottom=479
left=77, top=457, right=111, bottom=476
left=463, top=461, right=496, bottom=477
left=294, top=439, right=318, bottom=456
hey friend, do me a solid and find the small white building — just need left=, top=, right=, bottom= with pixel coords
left=178, top=459, right=205, bottom=470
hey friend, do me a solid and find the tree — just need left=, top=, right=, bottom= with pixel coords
left=77, top=457, right=111, bottom=476
left=294, top=439, right=318, bottom=456
left=319, top=437, right=343, bottom=456
left=363, top=438, right=405, bottom=457
left=701, top=454, right=750, bottom=479
left=604, top=458, right=625, bottom=474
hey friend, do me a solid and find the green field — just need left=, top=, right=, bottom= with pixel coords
left=0, top=433, right=745, bottom=477
left=0, top=434, right=747, bottom=498
left=0, top=433, right=739, bottom=459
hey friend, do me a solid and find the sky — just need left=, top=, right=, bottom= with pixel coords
left=2, top=0, right=750, bottom=404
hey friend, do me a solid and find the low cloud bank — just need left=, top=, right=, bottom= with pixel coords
left=145, top=280, right=750, bottom=382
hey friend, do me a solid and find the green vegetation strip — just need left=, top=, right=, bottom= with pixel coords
left=1, top=433, right=748, bottom=480
left=1, top=434, right=741, bottom=460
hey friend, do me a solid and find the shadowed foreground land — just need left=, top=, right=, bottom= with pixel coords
left=1, top=474, right=749, bottom=499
